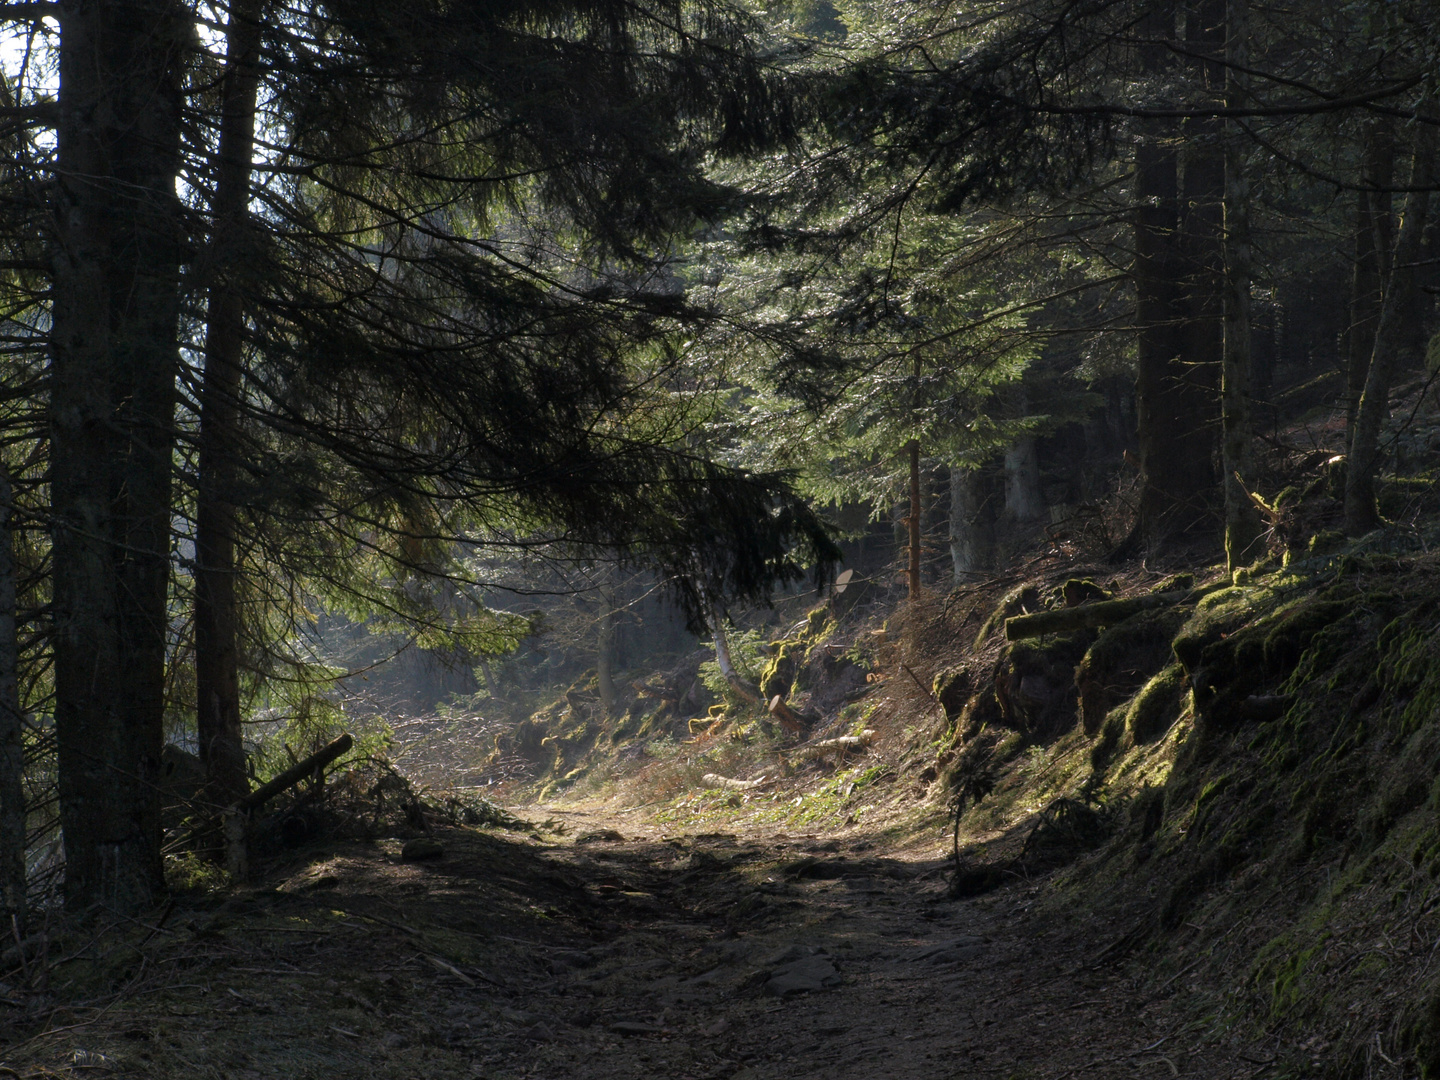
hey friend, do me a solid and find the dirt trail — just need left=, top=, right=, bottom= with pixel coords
left=0, top=804, right=1272, bottom=1079
left=500, top=805, right=1251, bottom=1080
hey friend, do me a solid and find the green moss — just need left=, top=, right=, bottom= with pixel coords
left=1171, top=585, right=1273, bottom=677
left=760, top=638, right=804, bottom=700
left=1378, top=473, right=1440, bottom=520
left=1077, top=606, right=1189, bottom=734
left=1126, top=663, right=1186, bottom=743
left=975, top=584, right=1041, bottom=650
left=1261, top=600, right=1352, bottom=673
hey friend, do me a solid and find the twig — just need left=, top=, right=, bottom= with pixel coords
left=426, top=954, right=476, bottom=986
left=900, top=663, right=945, bottom=719
left=139, top=897, right=177, bottom=948
left=1154, top=956, right=1203, bottom=992
left=10, top=914, right=30, bottom=986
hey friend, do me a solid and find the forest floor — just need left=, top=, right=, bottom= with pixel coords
left=0, top=797, right=1283, bottom=1080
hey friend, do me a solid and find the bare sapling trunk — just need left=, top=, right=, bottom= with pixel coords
left=196, top=0, right=263, bottom=807
left=1345, top=121, right=1437, bottom=535
left=709, top=610, right=763, bottom=707
left=596, top=588, right=618, bottom=717
left=1221, top=0, right=1263, bottom=572
left=0, top=465, right=24, bottom=933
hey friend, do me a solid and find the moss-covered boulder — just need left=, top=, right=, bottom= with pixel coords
left=760, top=638, right=805, bottom=700
left=975, top=584, right=1042, bottom=650
left=1076, top=606, right=1190, bottom=735
left=933, top=667, right=973, bottom=723
left=1125, top=663, right=1187, bottom=743
left=995, top=630, right=1094, bottom=738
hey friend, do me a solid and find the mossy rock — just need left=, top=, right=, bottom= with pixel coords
left=1055, top=578, right=1110, bottom=607
left=1378, top=474, right=1440, bottom=520
left=932, top=667, right=972, bottom=722
left=1260, top=600, right=1351, bottom=673
left=1306, top=529, right=1346, bottom=557
left=1126, top=663, right=1186, bottom=743
left=1088, top=704, right=1129, bottom=778
left=760, top=638, right=805, bottom=700
left=996, top=630, right=1093, bottom=737
left=1150, top=572, right=1196, bottom=594
left=975, top=584, right=1041, bottom=650
left=805, top=604, right=832, bottom=637
left=1077, top=606, right=1189, bottom=735
left=1172, top=585, right=1273, bottom=677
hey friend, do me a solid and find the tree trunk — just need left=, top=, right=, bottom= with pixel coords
left=949, top=466, right=993, bottom=582
left=196, top=0, right=263, bottom=809
left=1131, top=8, right=1191, bottom=549
left=0, top=465, right=24, bottom=934
left=596, top=589, right=618, bottom=717
left=906, top=439, right=922, bottom=599
left=709, top=612, right=763, bottom=707
left=475, top=653, right=499, bottom=698
left=1221, top=0, right=1263, bottom=572
left=1345, top=119, right=1395, bottom=453
left=1176, top=0, right=1224, bottom=523
left=51, top=0, right=188, bottom=914
left=1003, top=435, right=1044, bottom=522
left=1345, top=123, right=1438, bottom=535
left=1130, top=4, right=1226, bottom=549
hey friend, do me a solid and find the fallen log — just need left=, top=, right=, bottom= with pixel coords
left=701, top=773, right=769, bottom=791
left=1004, top=590, right=1187, bottom=641
left=237, top=733, right=354, bottom=813
left=788, top=730, right=875, bottom=764
left=165, top=733, right=355, bottom=863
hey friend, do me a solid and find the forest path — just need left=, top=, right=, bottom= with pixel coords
left=1, top=804, right=1265, bottom=1079
left=464, top=802, right=1252, bottom=1080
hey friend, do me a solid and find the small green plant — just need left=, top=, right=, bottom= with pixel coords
left=698, top=626, right=770, bottom=709
left=164, top=852, right=231, bottom=895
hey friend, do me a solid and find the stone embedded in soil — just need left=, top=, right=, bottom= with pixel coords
left=764, top=954, right=841, bottom=997
left=608, top=1021, right=666, bottom=1036
left=760, top=944, right=824, bottom=966
left=912, top=936, right=988, bottom=964
left=401, top=837, right=445, bottom=860
left=551, top=949, right=595, bottom=969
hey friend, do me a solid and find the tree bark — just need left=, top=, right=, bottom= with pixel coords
left=1345, top=119, right=1395, bottom=453
left=596, top=590, right=618, bottom=717
left=1221, top=0, right=1263, bottom=572
left=1131, top=7, right=1198, bottom=549
left=906, top=439, right=922, bottom=599
left=948, top=466, right=993, bottom=582
left=0, top=465, right=24, bottom=934
left=50, top=0, right=188, bottom=914
left=196, top=0, right=263, bottom=809
left=1003, top=435, right=1044, bottom=522
left=1345, top=122, right=1437, bottom=535
left=1176, top=0, right=1224, bottom=524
